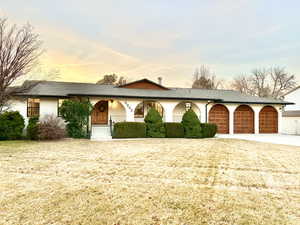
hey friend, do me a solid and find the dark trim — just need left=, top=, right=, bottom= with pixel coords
left=16, top=94, right=292, bottom=105
left=117, top=78, right=170, bottom=90
left=27, top=98, right=40, bottom=117
left=16, top=94, right=70, bottom=98
left=205, top=101, right=213, bottom=123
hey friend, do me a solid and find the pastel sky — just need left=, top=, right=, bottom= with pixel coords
left=1, top=0, right=300, bottom=87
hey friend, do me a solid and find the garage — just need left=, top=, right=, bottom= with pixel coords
left=209, top=104, right=229, bottom=134
left=259, top=106, right=278, bottom=133
left=234, top=105, right=254, bottom=133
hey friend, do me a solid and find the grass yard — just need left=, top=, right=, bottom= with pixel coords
left=0, top=138, right=300, bottom=225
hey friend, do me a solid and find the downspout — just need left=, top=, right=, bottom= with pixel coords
left=205, top=100, right=213, bottom=123
left=87, top=97, right=90, bottom=138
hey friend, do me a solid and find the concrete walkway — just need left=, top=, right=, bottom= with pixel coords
left=217, top=134, right=300, bottom=147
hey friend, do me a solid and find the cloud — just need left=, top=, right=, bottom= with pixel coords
left=2, top=0, right=300, bottom=86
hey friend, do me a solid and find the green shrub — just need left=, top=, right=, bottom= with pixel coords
left=200, top=123, right=217, bottom=138
left=164, top=122, right=184, bottom=138
left=113, top=122, right=146, bottom=138
left=0, top=111, right=25, bottom=140
left=26, top=116, right=39, bottom=140
left=181, top=109, right=201, bottom=138
left=59, top=100, right=93, bottom=138
left=38, top=115, right=66, bottom=140
left=144, top=108, right=165, bottom=138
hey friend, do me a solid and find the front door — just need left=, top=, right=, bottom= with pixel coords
left=92, top=101, right=108, bottom=124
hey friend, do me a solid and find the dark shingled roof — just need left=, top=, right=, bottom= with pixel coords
left=16, top=80, right=293, bottom=105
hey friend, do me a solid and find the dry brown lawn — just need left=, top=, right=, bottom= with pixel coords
left=0, top=138, right=300, bottom=225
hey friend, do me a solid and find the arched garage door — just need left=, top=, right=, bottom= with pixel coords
left=234, top=105, right=254, bottom=133
left=259, top=106, right=278, bottom=133
left=209, top=104, right=229, bottom=134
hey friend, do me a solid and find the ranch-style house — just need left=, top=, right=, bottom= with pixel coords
left=10, top=78, right=292, bottom=139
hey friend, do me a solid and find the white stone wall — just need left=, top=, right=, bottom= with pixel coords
left=282, top=117, right=300, bottom=135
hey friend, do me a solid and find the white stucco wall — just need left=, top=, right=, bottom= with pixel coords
left=90, top=97, right=126, bottom=124
left=282, top=117, right=300, bottom=135
left=284, top=88, right=300, bottom=111
left=7, top=97, right=284, bottom=135
left=39, top=98, right=58, bottom=118
left=109, top=101, right=126, bottom=122
left=8, top=97, right=28, bottom=124
left=173, top=102, right=200, bottom=122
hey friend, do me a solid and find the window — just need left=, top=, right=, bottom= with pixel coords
left=185, top=102, right=192, bottom=111
left=134, top=103, right=144, bottom=118
left=27, top=98, right=40, bottom=117
left=57, top=99, right=67, bottom=116
left=134, top=101, right=164, bottom=118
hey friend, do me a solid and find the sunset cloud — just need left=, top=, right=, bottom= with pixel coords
left=1, top=0, right=299, bottom=86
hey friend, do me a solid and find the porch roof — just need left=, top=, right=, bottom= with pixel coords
left=16, top=80, right=293, bottom=105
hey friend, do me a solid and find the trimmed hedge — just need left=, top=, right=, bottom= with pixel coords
left=113, top=122, right=146, bottom=138
left=181, top=109, right=201, bottom=138
left=27, top=116, right=39, bottom=140
left=144, top=108, right=165, bottom=138
left=200, top=123, right=217, bottom=138
left=164, top=122, right=184, bottom=138
left=0, top=111, right=25, bottom=140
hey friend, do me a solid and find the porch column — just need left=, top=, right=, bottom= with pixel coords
left=276, top=105, right=283, bottom=134
left=119, top=100, right=140, bottom=122
left=227, top=105, right=237, bottom=134
left=195, top=103, right=207, bottom=123
left=160, top=102, right=177, bottom=122
left=253, top=105, right=263, bottom=134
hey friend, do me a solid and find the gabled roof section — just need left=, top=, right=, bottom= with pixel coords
left=15, top=80, right=293, bottom=105
left=117, top=78, right=169, bottom=90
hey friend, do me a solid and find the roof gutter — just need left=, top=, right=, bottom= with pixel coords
left=67, top=93, right=223, bottom=102
left=214, top=100, right=294, bottom=105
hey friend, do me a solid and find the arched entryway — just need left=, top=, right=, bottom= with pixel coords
left=173, top=102, right=200, bottom=122
left=91, top=100, right=108, bottom=124
left=209, top=104, right=229, bottom=134
left=234, top=105, right=254, bottom=133
left=259, top=106, right=278, bottom=133
left=134, top=101, right=164, bottom=122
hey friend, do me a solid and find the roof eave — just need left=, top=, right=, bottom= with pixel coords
left=67, top=93, right=222, bottom=101
left=216, top=100, right=293, bottom=105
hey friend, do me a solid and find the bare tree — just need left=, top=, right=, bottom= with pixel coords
left=192, top=65, right=221, bottom=89
left=269, top=67, right=297, bottom=98
left=231, top=75, right=254, bottom=96
left=96, top=74, right=127, bottom=85
left=231, top=67, right=297, bottom=98
left=0, top=18, right=43, bottom=112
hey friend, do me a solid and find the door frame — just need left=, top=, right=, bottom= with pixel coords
left=91, top=100, right=109, bottom=125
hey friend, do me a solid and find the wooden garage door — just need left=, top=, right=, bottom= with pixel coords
left=259, top=106, right=278, bottom=133
left=234, top=105, right=254, bottom=133
left=209, top=104, right=229, bottom=134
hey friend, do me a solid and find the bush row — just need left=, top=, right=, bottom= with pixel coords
left=0, top=111, right=65, bottom=141
left=113, top=108, right=217, bottom=139
left=113, top=121, right=217, bottom=138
